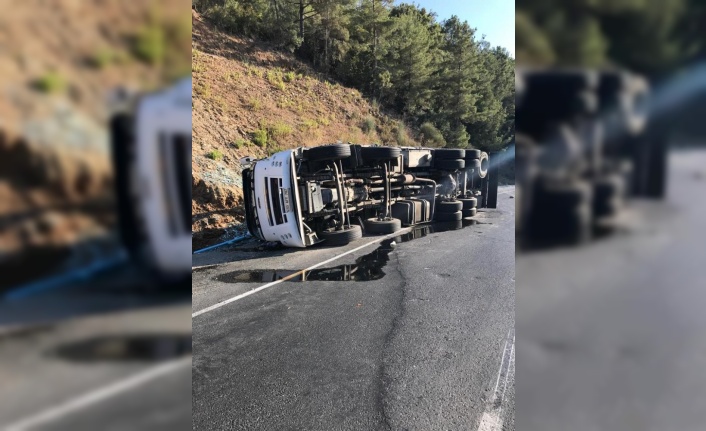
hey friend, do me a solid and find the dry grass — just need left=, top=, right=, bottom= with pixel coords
left=191, top=9, right=419, bottom=170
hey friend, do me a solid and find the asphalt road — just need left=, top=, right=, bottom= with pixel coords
left=192, top=186, right=515, bottom=431
left=517, top=149, right=706, bottom=430
left=0, top=268, right=192, bottom=431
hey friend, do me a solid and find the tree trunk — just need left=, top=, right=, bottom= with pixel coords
left=299, top=0, right=304, bottom=39
left=372, top=0, right=378, bottom=97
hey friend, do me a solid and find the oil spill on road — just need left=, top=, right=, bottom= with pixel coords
left=214, top=219, right=482, bottom=283
left=50, top=333, right=192, bottom=362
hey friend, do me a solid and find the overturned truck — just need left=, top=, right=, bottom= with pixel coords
left=241, top=144, right=498, bottom=247
left=515, top=69, right=665, bottom=246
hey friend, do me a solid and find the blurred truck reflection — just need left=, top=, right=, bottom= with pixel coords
left=515, top=69, right=667, bottom=247
left=109, top=78, right=192, bottom=280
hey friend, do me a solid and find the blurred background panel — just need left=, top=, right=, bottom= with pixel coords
left=516, top=1, right=706, bottom=430
left=0, top=0, right=191, bottom=289
left=0, top=1, right=192, bottom=430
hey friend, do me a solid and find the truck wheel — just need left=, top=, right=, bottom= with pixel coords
left=537, top=179, right=591, bottom=209
left=465, top=149, right=481, bottom=160
left=435, top=210, right=462, bottom=222
left=305, top=144, right=351, bottom=162
left=320, top=225, right=362, bottom=246
left=434, top=159, right=465, bottom=170
left=360, top=146, right=401, bottom=161
left=364, top=217, right=402, bottom=235
left=463, top=208, right=477, bottom=218
left=458, top=197, right=477, bottom=210
left=477, top=152, right=489, bottom=179
left=593, top=175, right=625, bottom=218
left=437, top=200, right=463, bottom=213
left=465, top=159, right=481, bottom=169
left=434, top=148, right=466, bottom=159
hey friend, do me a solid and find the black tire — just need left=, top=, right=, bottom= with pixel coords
left=360, top=146, right=401, bottom=161
left=319, top=225, right=362, bottom=246
left=305, top=144, right=351, bottom=162
left=463, top=208, right=477, bottom=218
left=465, top=149, right=481, bottom=160
left=465, top=159, right=481, bottom=169
left=477, top=152, right=489, bottom=178
left=458, top=197, right=477, bottom=210
left=593, top=175, right=625, bottom=218
left=437, top=200, right=463, bottom=213
left=594, top=175, right=625, bottom=200
left=364, top=217, right=402, bottom=235
left=536, top=179, right=591, bottom=210
left=434, top=148, right=466, bottom=159
left=434, top=159, right=465, bottom=170
left=435, top=210, right=462, bottom=222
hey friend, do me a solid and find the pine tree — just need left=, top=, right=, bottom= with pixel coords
left=381, top=10, right=436, bottom=118
left=437, top=16, right=478, bottom=148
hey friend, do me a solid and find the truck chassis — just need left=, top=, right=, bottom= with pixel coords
left=242, top=144, right=497, bottom=247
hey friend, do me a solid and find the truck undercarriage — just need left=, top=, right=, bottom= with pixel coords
left=242, top=144, right=498, bottom=247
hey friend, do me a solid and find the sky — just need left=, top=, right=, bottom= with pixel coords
left=398, top=0, right=515, bottom=57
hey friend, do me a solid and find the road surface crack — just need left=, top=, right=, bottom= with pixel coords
left=376, top=251, right=409, bottom=431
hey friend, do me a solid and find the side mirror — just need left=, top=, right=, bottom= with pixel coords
left=240, top=156, right=255, bottom=168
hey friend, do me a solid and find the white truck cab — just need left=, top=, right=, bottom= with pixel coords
left=250, top=149, right=306, bottom=247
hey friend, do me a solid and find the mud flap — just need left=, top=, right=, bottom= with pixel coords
left=110, top=113, right=143, bottom=255
left=644, top=135, right=668, bottom=199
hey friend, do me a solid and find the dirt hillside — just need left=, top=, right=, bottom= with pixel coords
left=0, top=0, right=190, bottom=286
left=191, top=10, right=420, bottom=248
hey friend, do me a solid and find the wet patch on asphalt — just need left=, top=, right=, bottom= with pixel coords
left=212, top=219, right=485, bottom=283
left=49, top=333, right=192, bottom=362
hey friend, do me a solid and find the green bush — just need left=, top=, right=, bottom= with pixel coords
left=395, top=122, right=408, bottom=146
left=251, top=67, right=264, bottom=78
left=267, top=121, right=293, bottom=138
left=266, top=70, right=282, bottom=85
left=194, top=82, right=211, bottom=97
left=248, top=98, right=262, bottom=110
left=206, top=149, right=223, bottom=160
left=371, top=98, right=379, bottom=112
left=91, top=48, right=115, bottom=69
left=318, top=115, right=331, bottom=126
left=232, top=139, right=249, bottom=149
left=34, top=71, right=66, bottom=93
left=300, top=119, right=318, bottom=131
left=419, top=122, right=446, bottom=147
left=283, top=71, right=296, bottom=82
left=133, top=23, right=165, bottom=65
left=252, top=129, right=268, bottom=147
left=361, top=116, right=376, bottom=134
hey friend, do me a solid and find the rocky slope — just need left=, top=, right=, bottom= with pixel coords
left=191, top=10, right=420, bottom=248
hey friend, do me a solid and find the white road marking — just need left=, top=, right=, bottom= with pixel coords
left=477, top=411, right=503, bottom=431
left=477, top=328, right=515, bottom=431
left=192, top=228, right=411, bottom=318
left=4, top=357, right=191, bottom=431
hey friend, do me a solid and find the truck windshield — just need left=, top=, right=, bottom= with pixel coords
left=264, top=177, right=286, bottom=226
